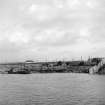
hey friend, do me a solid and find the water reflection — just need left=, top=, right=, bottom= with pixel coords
left=0, top=73, right=105, bottom=105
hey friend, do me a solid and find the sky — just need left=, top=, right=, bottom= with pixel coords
left=0, top=0, right=105, bottom=62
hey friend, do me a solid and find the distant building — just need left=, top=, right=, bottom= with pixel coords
left=25, top=60, right=35, bottom=63
left=88, top=57, right=103, bottom=64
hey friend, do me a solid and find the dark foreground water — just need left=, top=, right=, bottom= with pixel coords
left=0, top=73, right=105, bottom=105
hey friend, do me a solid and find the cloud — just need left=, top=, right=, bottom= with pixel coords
left=9, top=31, right=30, bottom=44
left=26, top=4, right=58, bottom=21
left=0, top=0, right=105, bottom=62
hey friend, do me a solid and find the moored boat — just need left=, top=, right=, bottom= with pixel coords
left=8, top=68, right=31, bottom=74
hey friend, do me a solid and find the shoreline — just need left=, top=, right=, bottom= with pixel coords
left=0, top=58, right=105, bottom=74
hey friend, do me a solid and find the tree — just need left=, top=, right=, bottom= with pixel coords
left=57, top=61, right=62, bottom=66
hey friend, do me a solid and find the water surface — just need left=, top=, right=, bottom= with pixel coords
left=0, top=73, right=105, bottom=105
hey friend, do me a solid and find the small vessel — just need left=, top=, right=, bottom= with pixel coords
left=8, top=68, right=31, bottom=74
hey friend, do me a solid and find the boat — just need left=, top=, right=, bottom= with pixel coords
left=8, top=68, right=31, bottom=74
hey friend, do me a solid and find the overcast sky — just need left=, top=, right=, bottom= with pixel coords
left=0, top=0, right=105, bottom=62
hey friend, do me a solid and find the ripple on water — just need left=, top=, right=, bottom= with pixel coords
left=0, top=73, right=105, bottom=105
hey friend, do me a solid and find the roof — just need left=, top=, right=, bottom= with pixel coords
left=25, top=60, right=35, bottom=63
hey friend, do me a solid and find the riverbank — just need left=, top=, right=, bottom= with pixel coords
left=0, top=58, right=104, bottom=74
left=0, top=61, right=92, bottom=74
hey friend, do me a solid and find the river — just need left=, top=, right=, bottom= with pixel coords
left=0, top=73, right=105, bottom=105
